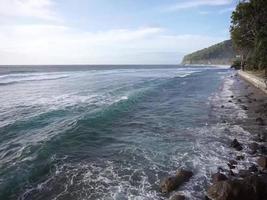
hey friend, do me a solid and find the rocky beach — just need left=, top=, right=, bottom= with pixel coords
left=160, top=71, right=267, bottom=200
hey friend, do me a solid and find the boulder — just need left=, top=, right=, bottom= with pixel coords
left=170, top=193, right=186, bottom=200
left=231, top=139, right=243, bottom=151
left=207, top=175, right=267, bottom=200
left=211, top=173, right=228, bottom=183
left=257, top=157, right=267, bottom=169
left=160, top=170, right=193, bottom=193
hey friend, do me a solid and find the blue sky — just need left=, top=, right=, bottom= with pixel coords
left=0, top=0, right=238, bottom=64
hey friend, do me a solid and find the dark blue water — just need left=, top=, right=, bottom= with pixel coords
left=0, top=65, right=252, bottom=200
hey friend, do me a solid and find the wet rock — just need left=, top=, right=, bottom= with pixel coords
left=241, top=105, right=248, bottom=110
left=207, top=175, right=267, bottom=200
left=255, top=133, right=267, bottom=142
left=231, top=139, right=243, bottom=151
left=170, top=193, right=186, bottom=200
left=230, top=95, right=234, bottom=98
left=249, top=142, right=259, bottom=154
left=249, top=164, right=258, bottom=173
left=160, top=170, right=193, bottom=193
left=238, top=170, right=252, bottom=178
left=221, top=105, right=225, bottom=108
left=229, top=170, right=235, bottom=176
left=236, top=155, right=245, bottom=160
left=259, top=145, right=267, bottom=155
left=228, top=100, right=232, bottom=103
left=212, top=173, right=228, bottom=183
left=257, top=157, right=267, bottom=169
left=227, top=160, right=237, bottom=170
left=256, top=117, right=265, bottom=126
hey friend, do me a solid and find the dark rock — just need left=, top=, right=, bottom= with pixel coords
left=170, top=193, right=186, bottom=200
left=259, top=145, right=267, bottom=155
left=212, top=173, right=228, bottom=183
left=230, top=95, right=234, bottom=98
left=207, top=175, right=267, bottom=200
left=238, top=99, right=242, bottom=103
left=249, top=164, right=258, bottom=173
left=221, top=105, right=225, bottom=108
left=227, top=160, right=237, bottom=169
left=231, top=139, right=243, bottom=151
left=228, top=100, right=232, bottom=103
left=249, top=142, right=259, bottom=154
left=160, top=170, right=193, bottom=193
left=236, top=155, right=245, bottom=160
left=229, top=170, right=235, bottom=176
left=238, top=170, right=252, bottom=178
left=256, top=117, right=265, bottom=126
left=257, top=157, right=267, bottom=169
left=255, top=133, right=267, bottom=142
left=241, top=105, right=248, bottom=110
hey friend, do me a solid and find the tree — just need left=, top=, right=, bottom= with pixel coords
left=230, top=0, right=267, bottom=75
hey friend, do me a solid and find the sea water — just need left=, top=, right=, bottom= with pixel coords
left=0, top=65, right=253, bottom=200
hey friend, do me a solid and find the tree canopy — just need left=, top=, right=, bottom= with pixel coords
left=230, top=0, right=267, bottom=73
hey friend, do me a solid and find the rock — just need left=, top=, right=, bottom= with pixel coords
left=256, top=117, right=265, bottom=126
left=259, top=145, right=267, bottom=155
left=238, top=99, right=242, bottom=103
left=160, top=170, right=193, bottom=193
left=230, top=95, right=234, bottom=98
left=227, top=160, right=237, bottom=170
left=231, top=139, right=243, bottom=151
left=241, top=105, right=248, bottom=110
left=249, top=164, right=258, bottom=173
left=221, top=105, right=225, bottom=108
left=228, top=100, right=232, bottom=103
left=207, top=175, right=267, bottom=200
left=255, top=133, right=267, bottom=142
left=236, top=155, right=245, bottom=160
left=170, top=193, right=186, bottom=200
left=257, top=157, right=267, bottom=169
left=229, top=170, right=235, bottom=176
left=212, top=173, right=228, bottom=183
left=238, top=170, right=252, bottom=178
left=249, top=142, right=259, bottom=154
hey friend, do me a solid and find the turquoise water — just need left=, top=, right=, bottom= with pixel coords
left=0, top=66, right=247, bottom=199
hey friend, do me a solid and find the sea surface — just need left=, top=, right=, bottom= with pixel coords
left=0, top=65, right=254, bottom=200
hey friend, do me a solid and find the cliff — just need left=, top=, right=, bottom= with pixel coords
left=182, top=40, right=236, bottom=65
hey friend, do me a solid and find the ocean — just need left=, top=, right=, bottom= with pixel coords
left=0, top=65, right=253, bottom=200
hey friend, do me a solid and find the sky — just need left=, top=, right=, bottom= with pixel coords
left=0, top=0, right=238, bottom=65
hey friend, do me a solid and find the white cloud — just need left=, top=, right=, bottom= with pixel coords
left=0, top=24, right=225, bottom=64
left=0, top=0, right=59, bottom=21
left=165, top=0, right=232, bottom=11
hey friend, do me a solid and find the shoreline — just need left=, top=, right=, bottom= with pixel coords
left=205, top=72, right=267, bottom=199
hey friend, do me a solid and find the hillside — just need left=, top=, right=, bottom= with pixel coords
left=182, top=40, right=236, bottom=65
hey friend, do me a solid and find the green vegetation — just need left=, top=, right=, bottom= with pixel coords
left=230, top=0, right=267, bottom=75
left=182, top=40, right=236, bottom=65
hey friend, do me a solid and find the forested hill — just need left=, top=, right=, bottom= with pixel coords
left=182, top=40, right=236, bottom=65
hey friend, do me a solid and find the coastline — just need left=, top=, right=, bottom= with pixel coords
left=205, top=72, right=267, bottom=200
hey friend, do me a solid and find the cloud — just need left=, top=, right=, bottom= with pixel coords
left=165, top=0, right=232, bottom=11
left=0, top=0, right=59, bottom=21
left=0, top=24, right=225, bottom=64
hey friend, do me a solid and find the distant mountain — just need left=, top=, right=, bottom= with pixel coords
left=182, top=40, right=236, bottom=65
